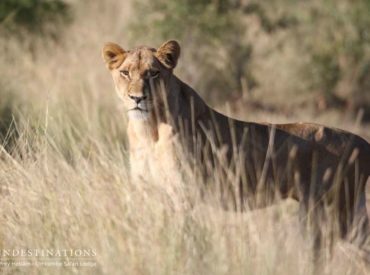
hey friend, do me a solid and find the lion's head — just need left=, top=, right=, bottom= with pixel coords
left=102, top=40, right=180, bottom=121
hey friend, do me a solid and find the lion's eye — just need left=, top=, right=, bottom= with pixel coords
left=120, top=70, right=130, bottom=78
left=149, top=70, right=160, bottom=78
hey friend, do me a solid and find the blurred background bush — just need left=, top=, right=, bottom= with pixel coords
left=131, top=0, right=370, bottom=121
left=0, top=0, right=369, bottom=148
left=0, top=0, right=71, bottom=37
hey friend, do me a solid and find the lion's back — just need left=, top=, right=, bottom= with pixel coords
left=275, top=122, right=370, bottom=176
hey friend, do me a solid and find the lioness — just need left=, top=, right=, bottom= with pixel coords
left=102, top=40, right=370, bottom=245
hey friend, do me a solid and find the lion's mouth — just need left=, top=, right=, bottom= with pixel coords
left=129, top=107, right=148, bottom=112
left=127, top=107, right=150, bottom=120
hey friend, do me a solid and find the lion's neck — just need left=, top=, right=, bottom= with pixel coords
left=169, top=75, right=209, bottom=130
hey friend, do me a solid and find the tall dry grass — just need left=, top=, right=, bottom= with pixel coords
left=0, top=1, right=369, bottom=274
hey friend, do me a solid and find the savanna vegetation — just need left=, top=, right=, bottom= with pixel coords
left=0, top=0, right=369, bottom=274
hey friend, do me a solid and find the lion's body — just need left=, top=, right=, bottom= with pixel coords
left=102, top=41, right=370, bottom=247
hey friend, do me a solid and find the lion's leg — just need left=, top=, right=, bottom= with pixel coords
left=299, top=204, right=326, bottom=272
left=298, top=188, right=335, bottom=270
left=298, top=195, right=324, bottom=262
left=348, top=190, right=370, bottom=249
left=335, top=175, right=369, bottom=246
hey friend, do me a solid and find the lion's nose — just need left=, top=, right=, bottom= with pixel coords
left=129, top=95, right=147, bottom=104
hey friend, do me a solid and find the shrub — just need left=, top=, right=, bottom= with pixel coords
left=0, top=0, right=71, bottom=37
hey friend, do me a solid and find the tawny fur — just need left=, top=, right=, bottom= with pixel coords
left=102, top=40, right=370, bottom=244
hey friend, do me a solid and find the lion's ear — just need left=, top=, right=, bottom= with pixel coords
left=156, top=40, right=181, bottom=70
left=102, top=42, right=126, bottom=70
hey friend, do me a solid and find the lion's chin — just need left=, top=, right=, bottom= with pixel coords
left=127, top=109, right=150, bottom=121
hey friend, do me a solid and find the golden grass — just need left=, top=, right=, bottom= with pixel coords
left=0, top=1, right=369, bottom=274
